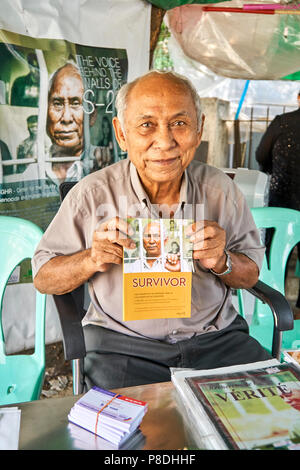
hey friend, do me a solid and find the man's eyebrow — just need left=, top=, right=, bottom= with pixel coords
left=50, top=94, right=63, bottom=99
left=136, top=114, right=154, bottom=120
left=50, top=94, right=81, bottom=101
left=171, top=111, right=190, bottom=118
left=136, top=111, right=190, bottom=120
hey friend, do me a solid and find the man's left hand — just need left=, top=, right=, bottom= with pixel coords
left=186, top=220, right=227, bottom=272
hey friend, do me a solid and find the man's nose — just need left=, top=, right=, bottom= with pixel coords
left=153, top=125, right=176, bottom=150
left=61, top=103, right=74, bottom=123
left=149, top=234, right=158, bottom=243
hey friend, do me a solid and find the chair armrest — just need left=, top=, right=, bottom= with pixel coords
left=245, top=280, right=294, bottom=360
left=53, top=290, right=86, bottom=361
left=54, top=279, right=293, bottom=361
left=246, top=280, right=294, bottom=332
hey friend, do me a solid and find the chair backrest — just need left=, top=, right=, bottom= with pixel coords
left=252, top=207, right=300, bottom=295
left=54, top=180, right=86, bottom=395
left=0, top=216, right=46, bottom=405
left=238, top=207, right=300, bottom=352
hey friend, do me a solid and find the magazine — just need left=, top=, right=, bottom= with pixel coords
left=172, top=360, right=300, bottom=450
left=282, top=350, right=300, bottom=368
left=123, top=217, right=194, bottom=321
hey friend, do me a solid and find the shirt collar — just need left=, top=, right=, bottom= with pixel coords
left=143, top=256, right=163, bottom=270
left=129, top=161, right=188, bottom=216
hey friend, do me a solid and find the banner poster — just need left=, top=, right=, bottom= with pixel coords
left=0, top=30, right=128, bottom=284
left=123, top=218, right=194, bottom=321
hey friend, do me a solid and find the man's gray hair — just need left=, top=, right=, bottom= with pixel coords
left=115, top=70, right=202, bottom=131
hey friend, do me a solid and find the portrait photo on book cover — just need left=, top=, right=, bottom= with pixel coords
left=123, top=217, right=194, bottom=274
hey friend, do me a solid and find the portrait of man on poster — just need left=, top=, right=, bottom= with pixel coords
left=45, top=62, right=98, bottom=185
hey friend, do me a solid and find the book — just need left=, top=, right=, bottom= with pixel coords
left=171, top=359, right=300, bottom=450
left=67, top=422, right=145, bottom=450
left=123, top=217, right=194, bottom=321
left=68, top=386, right=148, bottom=447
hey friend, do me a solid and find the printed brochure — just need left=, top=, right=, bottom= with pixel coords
left=123, top=217, right=194, bottom=321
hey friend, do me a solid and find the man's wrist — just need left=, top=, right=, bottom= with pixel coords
left=212, top=252, right=227, bottom=273
left=210, top=250, right=232, bottom=276
left=85, top=248, right=101, bottom=275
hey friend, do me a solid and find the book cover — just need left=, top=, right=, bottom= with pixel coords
left=123, top=217, right=194, bottom=321
left=185, top=363, right=300, bottom=450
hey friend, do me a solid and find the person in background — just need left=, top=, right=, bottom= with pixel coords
left=0, top=139, right=13, bottom=177
left=10, top=52, right=40, bottom=107
left=16, top=114, right=38, bottom=173
left=256, top=90, right=300, bottom=319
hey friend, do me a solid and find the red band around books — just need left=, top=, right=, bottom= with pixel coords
left=94, top=393, right=120, bottom=436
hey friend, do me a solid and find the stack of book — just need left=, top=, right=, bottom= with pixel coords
left=172, top=359, right=300, bottom=450
left=68, top=386, right=148, bottom=447
left=67, top=422, right=145, bottom=450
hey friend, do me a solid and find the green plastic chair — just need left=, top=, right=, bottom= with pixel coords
left=237, top=207, right=300, bottom=355
left=0, top=216, right=46, bottom=405
left=295, top=259, right=300, bottom=278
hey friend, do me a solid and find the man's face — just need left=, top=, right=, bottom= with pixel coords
left=28, top=121, right=38, bottom=137
left=113, top=74, right=203, bottom=186
left=143, top=223, right=162, bottom=258
left=47, top=66, right=84, bottom=156
left=171, top=242, right=179, bottom=254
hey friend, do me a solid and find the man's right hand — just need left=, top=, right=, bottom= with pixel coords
left=33, top=216, right=136, bottom=295
left=91, top=216, right=136, bottom=272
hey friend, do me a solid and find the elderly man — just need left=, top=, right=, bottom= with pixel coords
left=33, top=71, right=270, bottom=390
left=46, top=62, right=98, bottom=184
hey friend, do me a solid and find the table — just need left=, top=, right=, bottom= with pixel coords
left=11, top=382, right=196, bottom=450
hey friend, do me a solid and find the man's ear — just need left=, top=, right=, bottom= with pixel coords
left=197, top=114, right=205, bottom=146
left=112, top=117, right=127, bottom=151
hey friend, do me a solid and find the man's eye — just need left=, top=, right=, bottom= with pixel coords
left=52, top=100, right=63, bottom=109
left=173, top=120, right=186, bottom=127
left=71, top=99, right=81, bottom=108
left=140, top=121, right=154, bottom=129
